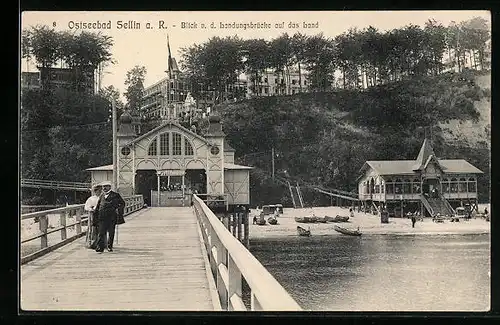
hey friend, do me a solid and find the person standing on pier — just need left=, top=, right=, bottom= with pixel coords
left=95, top=181, right=125, bottom=253
left=84, top=184, right=102, bottom=249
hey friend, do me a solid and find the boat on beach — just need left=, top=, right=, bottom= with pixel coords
left=333, top=225, right=362, bottom=236
left=268, top=216, right=278, bottom=225
left=331, top=215, right=349, bottom=223
left=256, top=213, right=267, bottom=225
left=297, top=226, right=311, bottom=237
left=295, top=215, right=319, bottom=223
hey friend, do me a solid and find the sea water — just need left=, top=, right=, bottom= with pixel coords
left=249, top=233, right=490, bottom=311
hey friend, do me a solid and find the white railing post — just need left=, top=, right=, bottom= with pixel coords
left=209, top=227, right=217, bottom=280
left=251, top=292, right=263, bottom=311
left=39, top=215, right=48, bottom=249
left=60, top=212, right=67, bottom=240
left=75, top=209, right=82, bottom=234
left=216, top=241, right=228, bottom=309
left=228, top=254, right=242, bottom=311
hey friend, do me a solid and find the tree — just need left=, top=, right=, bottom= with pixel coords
left=424, top=19, right=447, bottom=75
left=459, top=17, right=490, bottom=70
left=302, top=33, right=335, bottom=91
left=269, top=33, right=294, bottom=95
left=124, top=65, right=147, bottom=112
left=180, top=43, right=208, bottom=103
left=23, top=25, right=114, bottom=91
left=291, top=33, right=308, bottom=92
left=242, top=38, right=270, bottom=96
left=99, top=85, right=124, bottom=118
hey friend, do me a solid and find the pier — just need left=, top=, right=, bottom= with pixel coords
left=20, top=194, right=301, bottom=311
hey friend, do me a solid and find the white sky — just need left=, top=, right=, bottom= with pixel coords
left=21, top=11, right=491, bottom=100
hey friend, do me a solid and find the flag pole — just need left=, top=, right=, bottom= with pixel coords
left=112, top=98, right=119, bottom=246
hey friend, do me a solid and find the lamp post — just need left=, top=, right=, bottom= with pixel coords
left=112, top=99, right=117, bottom=191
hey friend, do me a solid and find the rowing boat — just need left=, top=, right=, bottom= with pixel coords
left=333, top=225, right=362, bottom=236
left=297, top=226, right=311, bottom=237
left=295, top=215, right=319, bottom=223
left=268, top=216, right=278, bottom=225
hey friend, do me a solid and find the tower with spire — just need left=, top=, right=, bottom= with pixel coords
left=159, top=35, right=186, bottom=124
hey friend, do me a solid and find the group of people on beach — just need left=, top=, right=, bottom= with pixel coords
left=84, top=182, right=126, bottom=253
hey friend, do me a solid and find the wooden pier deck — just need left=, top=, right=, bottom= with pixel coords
left=21, top=207, right=219, bottom=311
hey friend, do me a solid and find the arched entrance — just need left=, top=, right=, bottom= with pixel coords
left=135, top=170, right=157, bottom=206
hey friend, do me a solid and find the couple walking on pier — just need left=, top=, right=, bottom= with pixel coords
left=84, top=181, right=126, bottom=253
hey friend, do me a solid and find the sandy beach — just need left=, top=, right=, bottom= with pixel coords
left=249, top=204, right=490, bottom=239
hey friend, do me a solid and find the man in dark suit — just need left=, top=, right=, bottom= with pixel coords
left=95, top=181, right=125, bottom=253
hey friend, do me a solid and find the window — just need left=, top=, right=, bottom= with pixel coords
left=160, top=133, right=169, bottom=155
left=394, top=179, right=402, bottom=194
left=265, top=87, right=268, bottom=94
left=459, top=177, right=467, bottom=192
left=450, top=178, right=458, bottom=192
left=259, top=77, right=262, bottom=83
left=173, top=133, right=182, bottom=155
left=275, top=78, right=278, bottom=84
left=121, top=146, right=131, bottom=156
left=292, top=79, right=296, bottom=85
left=403, top=179, right=411, bottom=194
left=185, top=138, right=194, bottom=156
left=211, top=145, right=220, bottom=155
left=412, top=178, right=420, bottom=194
left=468, top=178, right=476, bottom=192
left=442, top=178, right=450, bottom=193
left=148, top=138, right=157, bottom=156
left=304, top=80, right=307, bottom=85
left=264, top=78, right=268, bottom=83
left=386, top=183, right=394, bottom=194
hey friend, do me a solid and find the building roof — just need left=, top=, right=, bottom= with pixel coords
left=224, top=163, right=253, bottom=170
left=224, top=139, right=236, bottom=152
left=86, top=164, right=113, bottom=171
left=86, top=163, right=252, bottom=171
left=170, top=58, right=180, bottom=72
left=363, top=159, right=483, bottom=176
left=412, top=138, right=436, bottom=171
left=124, top=121, right=210, bottom=147
left=358, top=139, right=483, bottom=180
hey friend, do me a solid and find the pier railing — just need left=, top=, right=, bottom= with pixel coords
left=21, top=178, right=91, bottom=191
left=192, top=194, right=302, bottom=311
left=20, top=195, right=144, bottom=264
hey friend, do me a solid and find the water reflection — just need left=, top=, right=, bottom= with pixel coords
left=250, top=234, right=490, bottom=311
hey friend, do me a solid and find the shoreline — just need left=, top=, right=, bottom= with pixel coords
left=248, top=206, right=490, bottom=240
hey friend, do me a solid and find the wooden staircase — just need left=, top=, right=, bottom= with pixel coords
left=420, top=194, right=454, bottom=217
left=287, top=181, right=304, bottom=208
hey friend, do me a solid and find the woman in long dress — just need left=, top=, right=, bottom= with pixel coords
left=84, top=184, right=102, bottom=249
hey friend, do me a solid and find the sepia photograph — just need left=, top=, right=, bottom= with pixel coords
left=20, top=10, right=491, bottom=312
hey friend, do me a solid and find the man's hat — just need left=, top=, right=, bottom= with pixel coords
left=100, top=181, right=112, bottom=187
left=92, top=184, right=102, bottom=189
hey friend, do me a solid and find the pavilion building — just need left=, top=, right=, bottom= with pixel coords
left=357, top=139, right=483, bottom=217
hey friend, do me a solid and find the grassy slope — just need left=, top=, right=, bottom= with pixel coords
left=218, top=70, right=491, bottom=206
